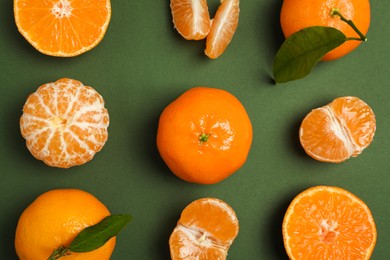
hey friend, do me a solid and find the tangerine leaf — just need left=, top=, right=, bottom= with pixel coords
left=273, top=26, right=347, bottom=83
left=69, top=214, right=132, bottom=253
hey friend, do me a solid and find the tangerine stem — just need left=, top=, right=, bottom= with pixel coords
left=47, top=245, right=71, bottom=260
left=330, top=8, right=367, bottom=42
left=199, top=133, right=210, bottom=143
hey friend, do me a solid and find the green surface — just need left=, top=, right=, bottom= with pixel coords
left=1, top=0, right=389, bottom=259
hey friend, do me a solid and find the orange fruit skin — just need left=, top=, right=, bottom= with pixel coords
left=283, top=186, right=377, bottom=259
left=156, top=87, right=253, bottom=184
left=299, top=96, right=375, bottom=163
left=20, top=78, right=109, bottom=168
left=280, top=0, right=370, bottom=60
left=205, top=0, right=240, bottom=59
left=169, top=198, right=239, bottom=259
left=170, top=0, right=211, bottom=40
left=15, top=189, right=116, bottom=260
left=14, top=0, right=111, bottom=57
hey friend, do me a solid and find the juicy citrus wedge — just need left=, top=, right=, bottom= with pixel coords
left=170, top=0, right=211, bottom=40
left=20, top=78, right=109, bottom=168
left=299, top=96, right=376, bottom=163
left=283, top=186, right=377, bottom=259
left=205, top=0, right=240, bottom=59
left=14, top=0, right=111, bottom=57
left=169, top=198, right=239, bottom=259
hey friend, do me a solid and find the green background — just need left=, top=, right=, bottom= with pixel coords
left=1, top=0, right=389, bottom=259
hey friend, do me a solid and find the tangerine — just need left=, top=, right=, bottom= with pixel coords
left=169, top=198, right=239, bottom=259
left=15, top=189, right=116, bottom=260
left=205, top=0, right=240, bottom=59
left=170, top=0, right=211, bottom=40
left=156, top=87, right=252, bottom=184
left=280, top=0, right=370, bottom=60
left=299, top=96, right=376, bottom=163
left=283, top=186, right=377, bottom=259
left=14, top=0, right=111, bottom=56
left=20, top=78, right=109, bottom=168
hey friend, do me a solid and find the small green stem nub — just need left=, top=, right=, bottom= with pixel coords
left=330, top=8, right=367, bottom=42
left=199, top=133, right=210, bottom=143
left=47, top=246, right=71, bottom=260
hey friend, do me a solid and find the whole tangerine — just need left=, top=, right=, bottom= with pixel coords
left=20, top=78, right=109, bottom=168
left=156, top=87, right=253, bottom=184
left=15, top=189, right=116, bottom=260
left=280, top=0, right=370, bottom=60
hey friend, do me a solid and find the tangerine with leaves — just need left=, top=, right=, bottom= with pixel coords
left=20, top=78, right=109, bottom=168
left=156, top=87, right=252, bottom=184
left=15, top=189, right=116, bottom=260
left=280, top=0, right=370, bottom=60
left=169, top=198, right=239, bottom=259
left=14, top=0, right=111, bottom=56
left=299, top=96, right=376, bottom=163
left=283, top=186, right=377, bottom=259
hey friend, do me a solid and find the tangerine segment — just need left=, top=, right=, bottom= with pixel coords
left=299, top=96, right=375, bottom=163
left=14, top=0, right=111, bottom=56
left=157, top=87, right=252, bottom=184
left=15, top=189, right=115, bottom=260
left=205, top=0, right=240, bottom=59
left=170, top=0, right=211, bottom=40
left=283, top=186, right=377, bottom=259
left=280, top=0, right=370, bottom=60
left=169, top=198, right=239, bottom=259
left=20, top=78, right=109, bottom=168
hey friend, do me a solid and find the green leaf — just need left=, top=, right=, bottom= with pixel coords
left=273, top=26, right=347, bottom=83
left=69, top=214, right=132, bottom=253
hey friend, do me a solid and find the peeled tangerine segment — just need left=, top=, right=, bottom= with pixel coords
left=169, top=198, right=239, bottom=259
left=299, top=96, right=376, bottom=163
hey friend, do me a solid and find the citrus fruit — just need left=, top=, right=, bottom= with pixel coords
left=156, top=87, right=252, bottom=184
left=170, top=0, right=211, bottom=40
left=20, top=78, right=109, bottom=168
left=14, top=0, right=111, bottom=56
left=205, top=0, right=240, bottom=59
left=299, top=96, right=376, bottom=163
left=169, top=198, right=239, bottom=259
left=280, top=0, right=370, bottom=60
left=283, top=186, right=377, bottom=259
left=15, top=189, right=116, bottom=260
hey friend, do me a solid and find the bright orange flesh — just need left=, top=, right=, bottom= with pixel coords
left=169, top=198, right=239, bottom=259
left=280, top=0, right=370, bottom=60
left=156, top=87, right=252, bottom=184
left=14, top=0, right=111, bottom=56
left=283, top=186, right=377, bottom=259
left=15, top=189, right=116, bottom=260
left=170, top=0, right=211, bottom=40
left=299, top=96, right=375, bottom=163
left=20, top=78, right=109, bottom=168
left=205, top=0, right=240, bottom=59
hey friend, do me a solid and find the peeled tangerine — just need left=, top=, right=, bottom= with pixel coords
left=299, top=96, right=376, bottom=163
left=169, top=198, right=239, bottom=259
left=20, top=78, right=109, bottom=168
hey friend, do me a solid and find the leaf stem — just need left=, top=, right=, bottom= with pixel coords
left=47, top=245, right=71, bottom=260
left=330, top=8, right=367, bottom=42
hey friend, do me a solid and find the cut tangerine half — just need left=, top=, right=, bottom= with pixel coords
left=283, top=186, right=377, bottom=259
left=20, top=78, right=109, bottom=168
left=170, top=0, right=211, bottom=40
left=14, top=0, right=111, bottom=57
left=299, top=96, right=376, bottom=163
left=169, top=198, right=239, bottom=259
left=205, top=0, right=240, bottom=59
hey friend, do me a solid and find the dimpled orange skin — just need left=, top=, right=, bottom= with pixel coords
left=157, top=87, right=253, bottom=184
left=280, top=0, right=370, bottom=61
left=15, top=189, right=116, bottom=260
